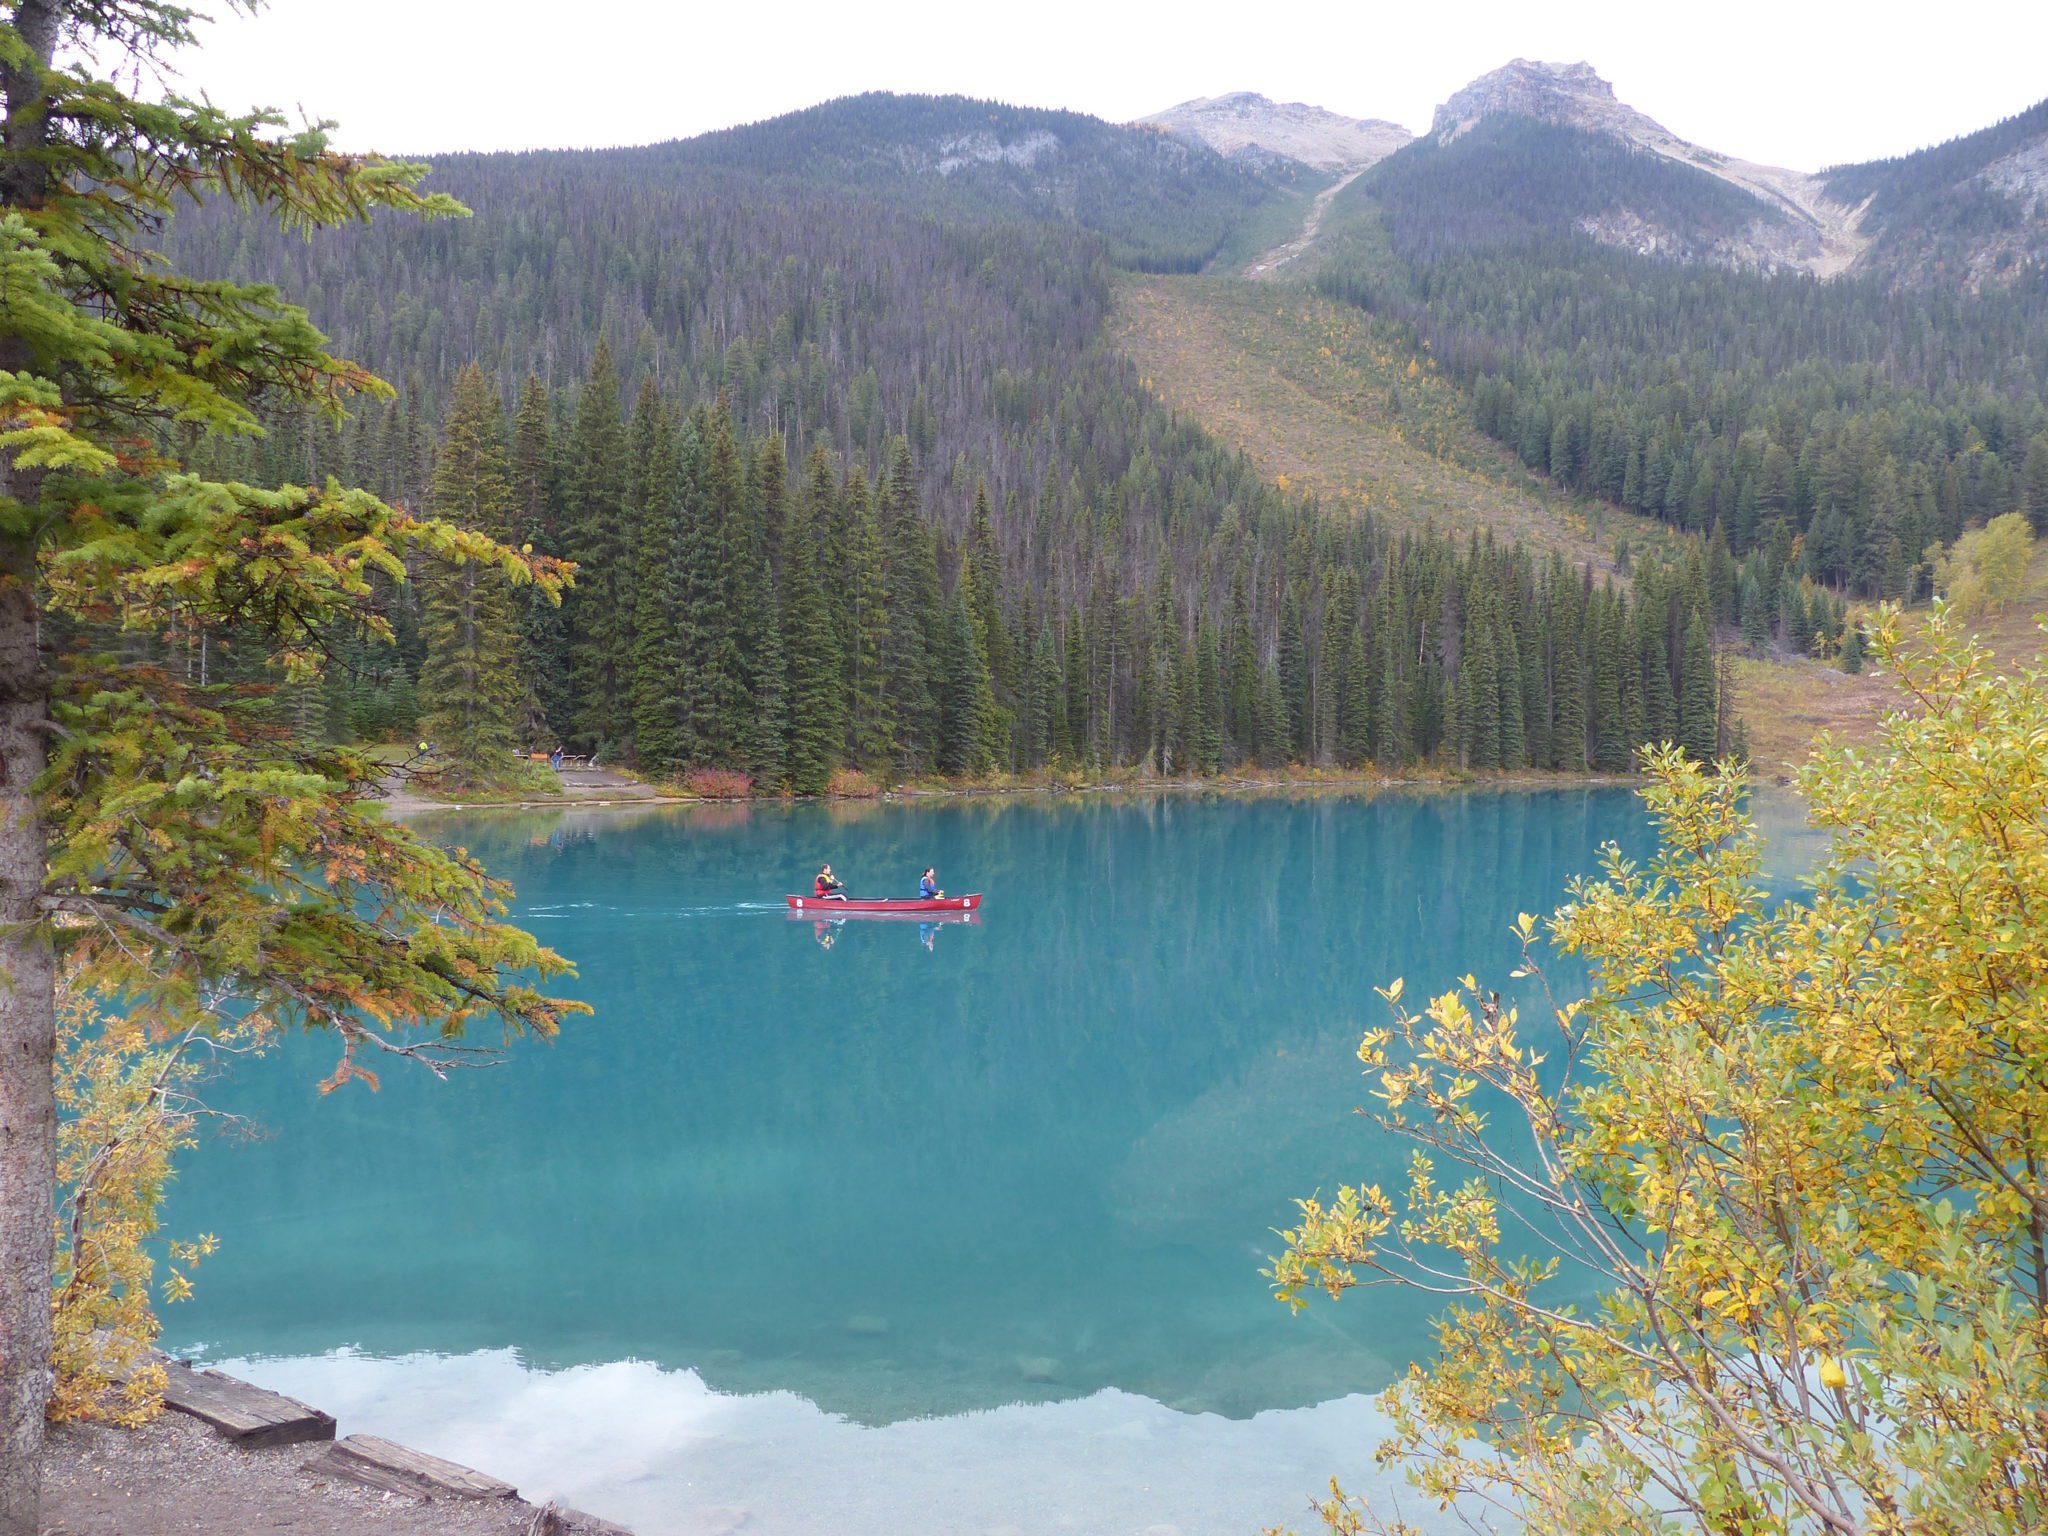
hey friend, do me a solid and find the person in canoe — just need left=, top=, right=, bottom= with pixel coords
left=814, top=864, right=848, bottom=902
left=919, top=867, right=944, bottom=899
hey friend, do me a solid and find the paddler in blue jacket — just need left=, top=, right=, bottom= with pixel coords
left=919, top=867, right=943, bottom=899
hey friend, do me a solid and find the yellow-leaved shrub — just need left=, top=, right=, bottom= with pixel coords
left=49, top=994, right=227, bottom=1426
left=1273, top=605, right=2048, bottom=1536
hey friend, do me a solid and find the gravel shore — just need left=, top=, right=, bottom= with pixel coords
left=42, top=1412, right=544, bottom=1536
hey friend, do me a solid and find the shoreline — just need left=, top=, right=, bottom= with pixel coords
left=378, top=767, right=1657, bottom=818
left=44, top=1356, right=630, bottom=1536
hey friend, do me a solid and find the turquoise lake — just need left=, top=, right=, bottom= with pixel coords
left=160, top=787, right=1812, bottom=1534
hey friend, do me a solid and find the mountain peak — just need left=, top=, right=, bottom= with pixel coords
left=1431, top=59, right=1642, bottom=144
left=1425, top=59, right=1874, bottom=277
left=1137, top=93, right=1412, bottom=172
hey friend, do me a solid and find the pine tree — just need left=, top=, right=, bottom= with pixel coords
left=779, top=463, right=845, bottom=794
left=417, top=365, right=523, bottom=782
left=1374, top=616, right=1409, bottom=767
left=1777, top=571, right=1806, bottom=655
left=1194, top=617, right=1224, bottom=775
left=879, top=438, right=941, bottom=772
left=510, top=372, right=552, bottom=547
left=843, top=468, right=893, bottom=768
left=1552, top=580, right=1588, bottom=772
left=966, top=482, right=1011, bottom=692
left=1148, top=573, right=1179, bottom=772
left=1705, top=520, right=1737, bottom=624
left=1064, top=605, right=1092, bottom=764
left=1519, top=597, right=1549, bottom=769
left=1326, top=571, right=1367, bottom=767
left=1278, top=586, right=1309, bottom=760
left=752, top=436, right=788, bottom=578
left=1460, top=596, right=1501, bottom=771
left=1496, top=607, right=1525, bottom=771
left=740, top=437, right=789, bottom=784
left=1253, top=663, right=1289, bottom=768
left=939, top=567, right=997, bottom=777
left=1640, top=597, right=1679, bottom=746
left=748, top=574, right=790, bottom=788
left=1226, top=567, right=1258, bottom=751
left=1025, top=618, right=1060, bottom=769
left=1410, top=627, right=1446, bottom=762
left=681, top=405, right=749, bottom=765
left=1591, top=596, right=1630, bottom=772
left=510, top=375, right=571, bottom=746
left=1338, top=619, right=1371, bottom=767
left=2024, top=431, right=2048, bottom=535
left=1679, top=607, right=1718, bottom=764
left=1840, top=622, right=1867, bottom=675
left=628, top=404, right=686, bottom=773
left=1166, top=628, right=1194, bottom=775
left=519, top=584, right=572, bottom=753
left=564, top=341, right=630, bottom=752
left=1739, top=574, right=1771, bottom=655
left=1621, top=633, right=1649, bottom=762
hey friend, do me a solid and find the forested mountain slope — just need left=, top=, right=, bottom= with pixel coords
left=169, top=91, right=1718, bottom=786
left=1106, top=70, right=2048, bottom=769
left=1825, top=97, right=2048, bottom=285
left=167, top=70, right=2048, bottom=790
left=667, top=93, right=1296, bottom=272
left=1304, top=107, right=2048, bottom=597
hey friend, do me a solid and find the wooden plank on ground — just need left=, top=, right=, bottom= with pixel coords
left=305, top=1433, right=518, bottom=1501
left=160, top=1362, right=335, bottom=1449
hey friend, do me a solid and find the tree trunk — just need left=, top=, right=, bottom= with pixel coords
left=1, top=8, right=61, bottom=1527
left=0, top=530, right=52, bottom=1536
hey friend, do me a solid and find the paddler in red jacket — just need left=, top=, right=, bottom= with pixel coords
left=814, top=864, right=847, bottom=902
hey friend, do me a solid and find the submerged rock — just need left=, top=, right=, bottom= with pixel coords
left=1016, top=1356, right=1061, bottom=1383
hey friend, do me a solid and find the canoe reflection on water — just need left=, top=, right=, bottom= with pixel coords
left=791, top=907, right=982, bottom=952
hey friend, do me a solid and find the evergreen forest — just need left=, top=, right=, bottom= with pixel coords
left=157, top=90, right=2048, bottom=789
left=1312, top=117, right=2048, bottom=631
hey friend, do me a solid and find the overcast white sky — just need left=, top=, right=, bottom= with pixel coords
left=167, top=0, right=2048, bottom=172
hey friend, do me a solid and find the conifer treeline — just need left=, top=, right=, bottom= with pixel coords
left=376, top=347, right=1719, bottom=788
left=161, top=102, right=1729, bottom=786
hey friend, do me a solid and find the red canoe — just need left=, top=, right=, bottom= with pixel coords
left=785, top=893, right=983, bottom=914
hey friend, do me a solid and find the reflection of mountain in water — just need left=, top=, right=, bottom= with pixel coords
left=166, top=789, right=1681, bottom=1422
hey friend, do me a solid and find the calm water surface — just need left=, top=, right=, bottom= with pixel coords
left=162, top=788, right=1810, bottom=1534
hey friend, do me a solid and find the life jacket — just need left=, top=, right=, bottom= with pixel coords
left=815, top=874, right=835, bottom=897
left=919, top=876, right=938, bottom=898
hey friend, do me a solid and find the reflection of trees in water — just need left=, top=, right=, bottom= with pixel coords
left=821, top=798, right=887, bottom=829
left=679, top=802, right=753, bottom=833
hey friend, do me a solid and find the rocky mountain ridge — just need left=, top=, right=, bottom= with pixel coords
left=1136, top=92, right=1412, bottom=172
left=1430, top=58, right=1870, bottom=276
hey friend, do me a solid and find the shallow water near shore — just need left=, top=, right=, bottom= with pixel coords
left=161, top=786, right=1816, bottom=1534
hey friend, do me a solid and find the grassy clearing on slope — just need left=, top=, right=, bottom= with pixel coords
left=1203, top=172, right=1334, bottom=274
left=1110, top=268, right=2046, bottom=771
left=1733, top=544, right=2048, bottom=779
left=1284, top=171, right=1405, bottom=287
left=1111, top=274, right=1666, bottom=571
